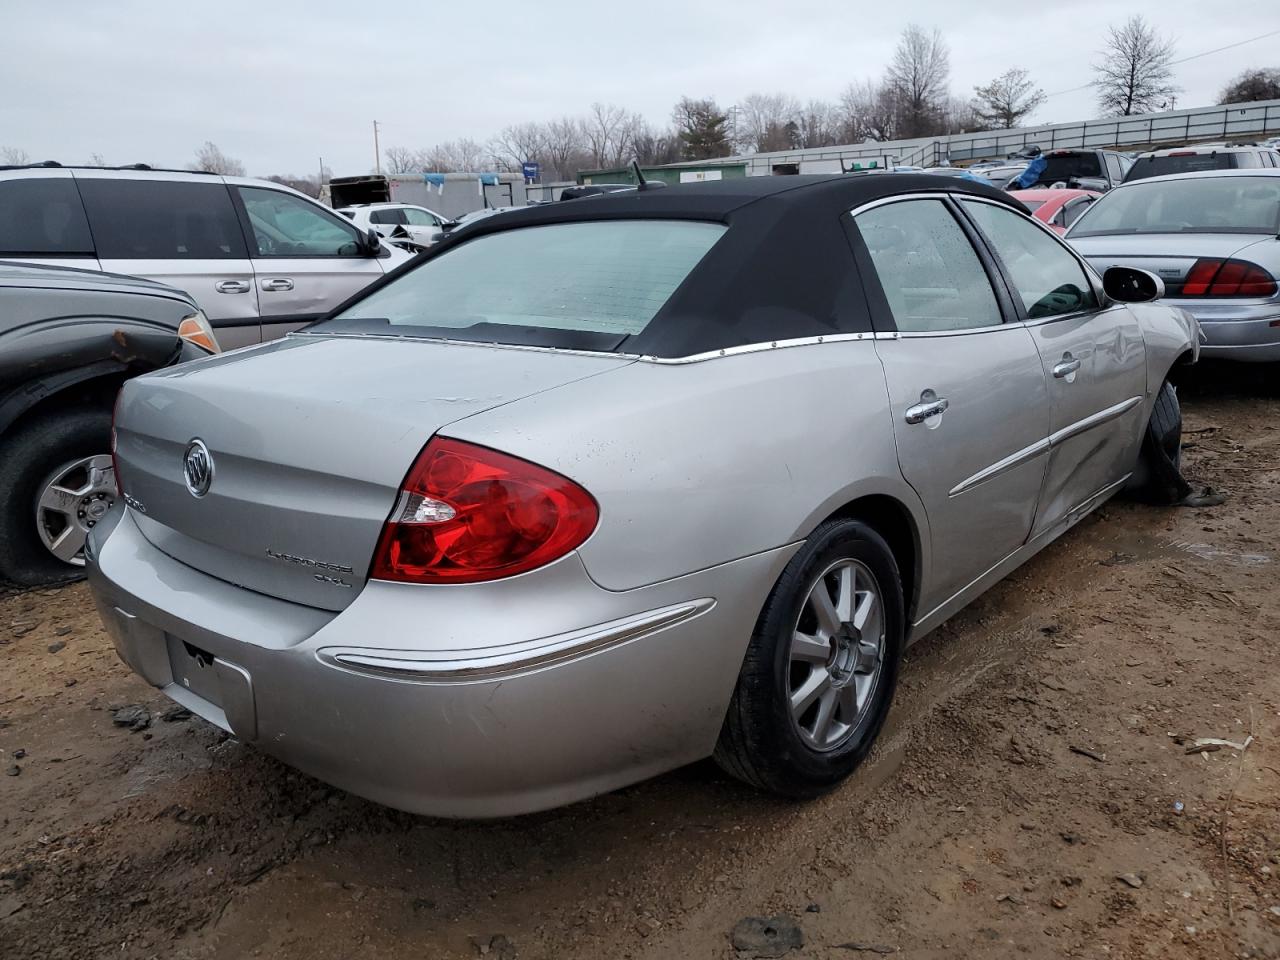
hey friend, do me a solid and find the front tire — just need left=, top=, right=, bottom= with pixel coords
left=0, top=409, right=115, bottom=586
left=714, top=519, right=904, bottom=797
left=1125, top=380, right=1190, bottom=505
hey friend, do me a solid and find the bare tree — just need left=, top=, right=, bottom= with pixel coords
left=631, top=121, right=682, bottom=167
left=971, top=68, right=1046, bottom=129
left=838, top=81, right=898, bottom=142
left=85, top=152, right=106, bottom=166
left=736, top=92, right=801, bottom=153
left=266, top=174, right=323, bottom=198
left=1, top=146, right=30, bottom=165
left=540, top=116, right=587, bottom=180
left=420, top=139, right=488, bottom=173
left=190, top=141, right=246, bottom=176
left=886, top=25, right=951, bottom=138
left=1218, top=68, right=1280, bottom=104
left=1093, top=15, right=1178, bottom=116
left=581, top=103, right=632, bottom=168
left=382, top=146, right=421, bottom=174
left=489, top=122, right=545, bottom=171
left=795, top=100, right=839, bottom=148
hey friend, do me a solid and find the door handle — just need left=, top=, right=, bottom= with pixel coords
left=1053, top=355, right=1082, bottom=379
left=260, top=278, right=295, bottom=292
left=214, top=279, right=250, bottom=294
left=905, top=391, right=950, bottom=425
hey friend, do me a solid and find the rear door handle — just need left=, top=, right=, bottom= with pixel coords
left=905, top=391, right=950, bottom=425
left=214, top=279, right=250, bottom=294
left=260, top=278, right=294, bottom=292
left=1053, top=355, right=1082, bottom=379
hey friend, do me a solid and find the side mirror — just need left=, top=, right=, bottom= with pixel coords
left=1103, top=266, right=1165, bottom=303
left=360, top=227, right=383, bottom=256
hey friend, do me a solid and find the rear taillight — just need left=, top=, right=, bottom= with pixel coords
left=370, top=438, right=598, bottom=584
left=1180, top=258, right=1278, bottom=297
left=110, top=390, right=124, bottom=495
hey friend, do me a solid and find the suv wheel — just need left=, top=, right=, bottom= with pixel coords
left=0, top=409, right=115, bottom=586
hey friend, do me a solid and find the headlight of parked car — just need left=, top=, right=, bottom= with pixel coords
left=177, top=310, right=221, bottom=353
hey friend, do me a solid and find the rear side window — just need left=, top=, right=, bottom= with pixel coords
left=1042, top=153, right=1102, bottom=181
left=854, top=198, right=1002, bottom=333
left=78, top=179, right=247, bottom=259
left=0, top=177, right=94, bottom=256
left=962, top=200, right=1097, bottom=319
left=323, top=220, right=726, bottom=349
left=369, top=208, right=406, bottom=225
left=1105, top=154, right=1125, bottom=183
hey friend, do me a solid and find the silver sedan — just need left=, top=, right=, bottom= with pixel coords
left=88, top=175, right=1198, bottom=817
left=1066, top=168, right=1280, bottom=362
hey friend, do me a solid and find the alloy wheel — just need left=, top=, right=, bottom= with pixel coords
left=34, top=454, right=117, bottom=567
left=787, top=558, right=886, bottom=752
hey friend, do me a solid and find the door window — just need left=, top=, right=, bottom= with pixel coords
left=237, top=187, right=362, bottom=257
left=961, top=200, right=1098, bottom=319
left=854, top=198, right=1002, bottom=333
left=404, top=208, right=441, bottom=227
left=77, top=179, right=247, bottom=259
left=1105, top=154, right=1125, bottom=183
left=0, top=177, right=95, bottom=256
left=1061, top=197, right=1094, bottom=228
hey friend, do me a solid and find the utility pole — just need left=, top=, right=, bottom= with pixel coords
left=373, top=120, right=382, bottom=175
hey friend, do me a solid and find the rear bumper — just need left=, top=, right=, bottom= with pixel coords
left=86, top=507, right=792, bottom=818
left=1163, top=298, right=1280, bottom=362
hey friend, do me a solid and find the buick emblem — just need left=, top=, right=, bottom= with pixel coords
left=183, top=439, right=214, bottom=498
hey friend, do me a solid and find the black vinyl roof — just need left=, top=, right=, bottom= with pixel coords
left=328, top=174, right=1025, bottom=358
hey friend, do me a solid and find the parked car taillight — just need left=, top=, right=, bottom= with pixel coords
left=370, top=438, right=598, bottom=584
left=1181, top=258, right=1278, bottom=297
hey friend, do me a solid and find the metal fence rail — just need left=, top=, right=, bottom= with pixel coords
left=736, top=100, right=1280, bottom=174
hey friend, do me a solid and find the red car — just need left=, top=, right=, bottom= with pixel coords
left=1007, top=188, right=1102, bottom=235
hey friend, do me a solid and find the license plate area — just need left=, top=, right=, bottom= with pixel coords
left=166, top=636, right=223, bottom=705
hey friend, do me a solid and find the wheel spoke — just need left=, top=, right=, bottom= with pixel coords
left=48, top=525, right=87, bottom=562
left=855, top=637, right=881, bottom=675
left=852, top=588, right=876, bottom=631
left=834, top=563, right=855, bottom=622
left=790, top=668, right=830, bottom=719
left=811, top=687, right=839, bottom=744
left=837, top=683, right=860, bottom=723
left=38, top=484, right=80, bottom=519
left=791, top=631, right=830, bottom=664
left=809, top=578, right=842, bottom=636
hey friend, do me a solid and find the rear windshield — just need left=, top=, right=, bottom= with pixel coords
left=1124, top=154, right=1237, bottom=182
left=1042, top=154, right=1102, bottom=181
left=317, top=219, right=726, bottom=351
left=1068, top=176, right=1280, bottom=237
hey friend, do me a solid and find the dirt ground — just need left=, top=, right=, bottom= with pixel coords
left=2, top=362, right=1279, bottom=960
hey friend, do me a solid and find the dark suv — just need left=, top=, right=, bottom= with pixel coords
left=0, top=262, right=217, bottom=585
left=1017, top=149, right=1134, bottom=192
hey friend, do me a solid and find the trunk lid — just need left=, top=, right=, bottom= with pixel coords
left=114, top=335, right=633, bottom=610
left=1068, top=234, right=1274, bottom=295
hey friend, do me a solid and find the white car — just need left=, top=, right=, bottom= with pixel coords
left=336, top=202, right=450, bottom=249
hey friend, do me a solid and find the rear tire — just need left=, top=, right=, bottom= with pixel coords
left=0, top=409, right=115, bottom=587
left=714, top=519, right=904, bottom=797
left=1125, top=380, right=1190, bottom=505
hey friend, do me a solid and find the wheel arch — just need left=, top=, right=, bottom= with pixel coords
left=815, top=493, right=924, bottom=629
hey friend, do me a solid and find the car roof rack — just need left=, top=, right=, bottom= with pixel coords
left=0, top=161, right=221, bottom=175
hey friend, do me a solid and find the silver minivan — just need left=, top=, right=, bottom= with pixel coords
left=0, top=165, right=411, bottom=348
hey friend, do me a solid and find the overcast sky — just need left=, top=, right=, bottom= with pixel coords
left=2, top=1, right=1277, bottom=176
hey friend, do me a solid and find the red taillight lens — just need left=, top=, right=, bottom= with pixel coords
left=370, top=438, right=598, bottom=584
left=1181, top=258, right=1277, bottom=297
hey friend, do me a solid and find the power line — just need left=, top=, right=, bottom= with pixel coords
left=1041, top=27, right=1280, bottom=100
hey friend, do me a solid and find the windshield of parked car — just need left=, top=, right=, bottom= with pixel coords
left=1124, top=154, right=1239, bottom=182
left=317, top=220, right=727, bottom=351
left=1068, top=176, right=1280, bottom=237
